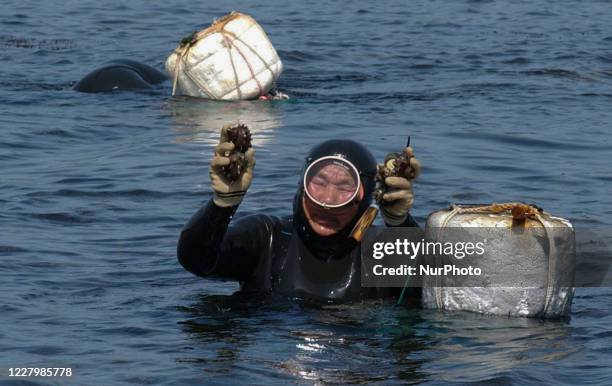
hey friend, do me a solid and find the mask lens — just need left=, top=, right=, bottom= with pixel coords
left=304, top=156, right=360, bottom=208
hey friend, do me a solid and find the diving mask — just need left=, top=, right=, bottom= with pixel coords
left=303, top=156, right=361, bottom=209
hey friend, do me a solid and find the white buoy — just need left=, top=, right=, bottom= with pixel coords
left=166, top=12, right=283, bottom=100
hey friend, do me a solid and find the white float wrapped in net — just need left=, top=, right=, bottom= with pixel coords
left=166, top=12, right=283, bottom=100
left=422, top=203, right=575, bottom=319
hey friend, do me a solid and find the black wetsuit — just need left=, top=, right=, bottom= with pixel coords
left=178, top=200, right=419, bottom=302
left=73, top=59, right=167, bottom=93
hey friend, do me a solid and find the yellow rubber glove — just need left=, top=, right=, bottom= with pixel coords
left=209, top=125, right=255, bottom=207
left=379, top=147, right=421, bottom=225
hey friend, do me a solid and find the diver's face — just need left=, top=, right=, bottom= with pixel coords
left=302, top=163, right=364, bottom=236
left=305, top=162, right=359, bottom=207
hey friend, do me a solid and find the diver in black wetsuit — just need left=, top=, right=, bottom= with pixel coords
left=177, top=126, right=421, bottom=302
left=73, top=59, right=167, bottom=93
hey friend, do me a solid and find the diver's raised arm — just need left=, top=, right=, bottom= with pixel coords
left=177, top=124, right=260, bottom=281
left=209, top=124, right=255, bottom=208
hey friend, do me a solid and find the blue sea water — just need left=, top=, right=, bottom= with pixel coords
left=1, top=0, right=611, bottom=384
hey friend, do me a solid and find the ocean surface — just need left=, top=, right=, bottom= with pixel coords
left=1, top=0, right=611, bottom=384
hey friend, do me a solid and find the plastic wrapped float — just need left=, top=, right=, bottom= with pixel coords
left=166, top=12, right=283, bottom=100
left=422, top=203, right=575, bottom=319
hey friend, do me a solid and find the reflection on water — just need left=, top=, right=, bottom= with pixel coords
left=177, top=294, right=261, bottom=375
left=276, top=302, right=422, bottom=384
left=178, top=296, right=576, bottom=384
left=166, top=96, right=283, bottom=147
left=410, top=310, right=576, bottom=383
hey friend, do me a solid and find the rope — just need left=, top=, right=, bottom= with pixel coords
left=536, top=212, right=557, bottom=317
left=220, top=32, right=244, bottom=100
left=221, top=29, right=277, bottom=81
left=171, top=45, right=187, bottom=96
left=221, top=31, right=263, bottom=97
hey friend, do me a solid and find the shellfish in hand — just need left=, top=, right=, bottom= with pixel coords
left=374, top=142, right=420, bottom=203
left=222, top=124, right=253, bottom=181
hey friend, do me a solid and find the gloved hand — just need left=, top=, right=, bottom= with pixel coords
left=379, top=147, right=421, bottom=226
left=209, top=125, right=255, bottom=207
